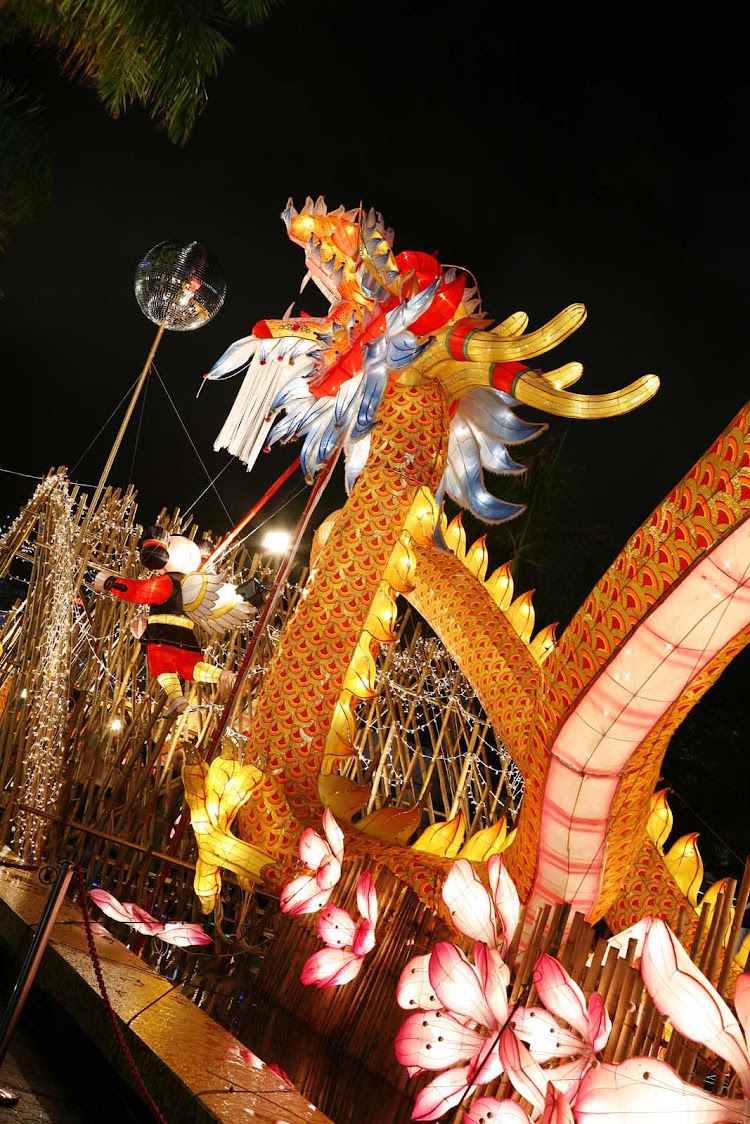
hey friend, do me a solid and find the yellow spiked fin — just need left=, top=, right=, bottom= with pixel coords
left=318, top=774, right=371, bottom=821
left=647, top=789, right=674, bottom=853
left=664, top=833, right=704, bottom=907
left=457, top=818, right=509, bottom=861
left=443, top=514, right=466, bottom=559
left=412, top=813, right=466, bottom=857
left=464, top=535, right=489, bottom=581
left=528, top=622, right=557, bottom=665
left=505, top=590, right=536, bottom=644
left=485, top=562, right=514, bottom=610
left=355, top=804, right=422, bottom=845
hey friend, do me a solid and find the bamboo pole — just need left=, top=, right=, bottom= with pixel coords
left=610, top=963, right=647, bottom=1063
left=704, top=881, right=736, bottom=987
left=717, top=855, right=750, bottom=996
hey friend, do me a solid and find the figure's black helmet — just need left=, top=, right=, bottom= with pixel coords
left=139, top=526, right=170, bottom=571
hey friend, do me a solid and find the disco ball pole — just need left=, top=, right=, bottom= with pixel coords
left=82, top=321, right=167, bottom=528
left=76, top=240, right=226, bottom=571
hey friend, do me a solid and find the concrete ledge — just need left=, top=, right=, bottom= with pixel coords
left=0, top=862, right=332, bottom=1124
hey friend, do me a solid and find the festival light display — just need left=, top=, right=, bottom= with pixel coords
left=2, top=197, right=748, bottom=1123
left=194, top=197, right=748, bottom=1114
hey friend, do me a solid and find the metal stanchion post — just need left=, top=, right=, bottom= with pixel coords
left=0, top=860, right=74, bottom=1105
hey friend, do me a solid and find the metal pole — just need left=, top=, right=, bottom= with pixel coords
left=0, top=860, right=74, bottom=1070
left=74, top=322, right=166, bottom=589
left=86, top=323, right=166, bottom=523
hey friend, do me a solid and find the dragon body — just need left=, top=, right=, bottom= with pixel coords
left=203, top=198, right=749, bottom=942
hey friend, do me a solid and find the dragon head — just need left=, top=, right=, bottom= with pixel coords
left=207, top=197, right=659, bottom=518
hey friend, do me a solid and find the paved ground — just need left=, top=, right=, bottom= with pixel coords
left=0, top=862, right=333, bottom=1124
left=0, top=1003, right=148, bottom=1123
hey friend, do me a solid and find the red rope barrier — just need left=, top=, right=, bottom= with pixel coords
left=75, top=865, right=169, bottom=1124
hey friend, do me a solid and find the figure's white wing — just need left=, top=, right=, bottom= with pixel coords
left=181, top=572, right=255, bottom=635
left=208, top=336, right=317, bottom=473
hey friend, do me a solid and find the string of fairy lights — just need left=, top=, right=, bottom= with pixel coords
left=14, top=475, right=75, bottom=858
left=259, top=619, right=525, bottom=818
left=353, top=635, right=525, bottom=817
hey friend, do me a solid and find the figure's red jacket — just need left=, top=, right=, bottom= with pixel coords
left=102, top=572, right=201, bottom=653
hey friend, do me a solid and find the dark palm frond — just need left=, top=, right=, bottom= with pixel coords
left=0, top=76, right=52, bottom=252
left=221, top=0, right=283, bottom=28
left=0, top=0, right=284, bottom=278
left=3, top=0, right=281, bottom=145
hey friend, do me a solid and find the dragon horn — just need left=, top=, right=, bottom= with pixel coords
left=461, top=304, right=587, bottom=362
left=458, top=303, right=659, bottom=417
left=511, top=369, right=660, bottom=419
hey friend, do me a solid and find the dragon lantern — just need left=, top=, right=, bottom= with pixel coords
left=193, top=197, right=748, bottom=952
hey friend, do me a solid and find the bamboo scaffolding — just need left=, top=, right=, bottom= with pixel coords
left=717, top=855, right=750, bottom=994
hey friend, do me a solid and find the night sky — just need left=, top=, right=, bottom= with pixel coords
left=1, top=4, right=747, bottom=541
left=0, top=3, right=748, bottom=861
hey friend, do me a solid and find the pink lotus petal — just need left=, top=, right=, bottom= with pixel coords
left=159, top=922, right=212, bottom=947
left=396, top=954, right=444, bottom=1011
left=352, top=919, right=376, bottom=958
left=575, top=1056, right=749, bottom=1121
left=88, top=889, right=137, bottom=925
left=464, top=1097, right=530, bottom=1124
left=545, top=1056, right=592, bottom=1103
left=533, top=954, right=590, bottom=1040
left=542, top=1083, right=576, bottom=1124
left=322, top=808, right=344, bottom=862
left=587, top=991, right=611, bottom=1054
left=428, top=942, right=495, bottom=1028
left=356, top=871, right=378, bottom=924
left=473, top=943, right=509, bottom=1027
left=641, top=918, right=750, bottom=1097
left=300, top=947, right=362, bottom=988
left=129, top=920, right=164, bottom=937
left=298, top=827, right=329, bottom=871
left=410, top=1065, right=472, bottom=1121
left=509, top=1007, right=586, bottom=1061
left=128, top=904, right=164, bottom=937
left=396, top=1009, right=485, bottom=1072
left=317, top=904, right=356, bottom=949
left=498, top=1027, right=548, bottom=1112
left=315, top=853, right=342, bottom=891
left=488, top=855, right=520, bottom=948
left=280, top=874, right=332, bottom=915
left=468, top=1033, right=504, bottom=1086
left=442, top=860, right=498, bottom=947
left=735, top=973, right=750, bottom=1048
